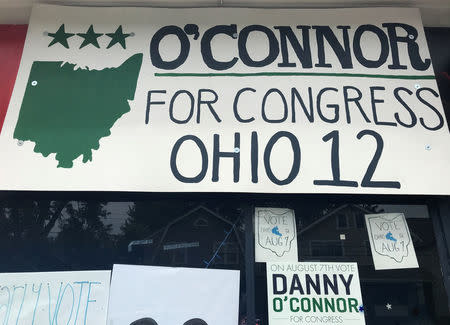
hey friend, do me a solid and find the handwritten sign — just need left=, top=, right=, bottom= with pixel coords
left=255, top=208, right=298, bottom=262
left=1, top=5, right=449, bottom=194
left=267, top=262, right=365, bottom=325
left=0, top=270, right=111, bottom=325
left=107, top=264, right=239, bottom=325
left=365, top=213, right=419, bottom=270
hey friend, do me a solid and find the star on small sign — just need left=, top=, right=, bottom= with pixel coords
left=386, top=303, right=392, bottom=310
left=47, top=24, right=75, bottom=49
left=106, top=25, right=132, bottom=49
left=358, top=305, right=364, bottom=313
left=77, top=25, right=103, bottom=49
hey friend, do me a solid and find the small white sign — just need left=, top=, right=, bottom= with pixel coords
left=267, top=262, right=365, bottom=325
left=107, top=264, right=240, bottom=325
left=163, top=242, right=199, bottom=250
left=365, top=213, right=419, bottom=270
left=255, top=207, right=298, bottom=262
left=128, top=239, right=153, bottom=252
left=0, top=270, right=111, bottom=325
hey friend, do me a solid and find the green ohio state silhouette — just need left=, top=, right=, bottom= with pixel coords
left=14, top=53, right=143, bottom=168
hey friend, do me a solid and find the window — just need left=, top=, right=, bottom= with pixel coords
left=310, top=240, right=344, bottom=257
left=364, top=240, right=372, bottom=256
left=213, top=241, right=239, bottom=265
left=170, top=247, right=188, bottom=265
left=1, top=193, right=450, bottom=325
left=336, top=214, right=349, bottom=229
left=354, top=212, right=365, bottom=229
left=193, top=217, right=209, bottom=228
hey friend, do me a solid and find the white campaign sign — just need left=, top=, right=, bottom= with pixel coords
left=0, top=270, right=111, bottom=325
left=107, top=264, right=240, bottom=325
left=1, top=5, right=449, bottom=194
left=267, top=262, right=365, bottom=325
left=365, top=213, right=419, bottom=270
left=255, top=207, right=298, bottom=262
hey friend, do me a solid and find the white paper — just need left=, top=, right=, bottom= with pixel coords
left=0, top=270, right=111, bottom=325
left=267, top=262, right=365, bottom=325
left=107, top=264, right=240, bottom=325
left=365, top=213, right=419, bottom=270
left=255, top=207, right=298, bottom=262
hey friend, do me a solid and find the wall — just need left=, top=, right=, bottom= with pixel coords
left=0, top=25, right=27, bottom=133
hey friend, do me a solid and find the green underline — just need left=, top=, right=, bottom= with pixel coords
left=155, top=72, right=435, bottom=80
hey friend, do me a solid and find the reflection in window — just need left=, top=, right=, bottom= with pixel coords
left=336, top=214, right=349, bottom=229
left=310, top=241, right=344, bottom=257
left=354, top=212, right=365, bottom=229
left=169, top=247, right=188, bottom=265
left=194, top=217, right=209, bottom=228
left=364, top=240, right=372, bottom=256
left=213, top=241, right=239, bottom=265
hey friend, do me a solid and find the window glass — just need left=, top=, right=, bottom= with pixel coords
left=355, top=212, right=366, bottom=229
left=310, top=240, right=344, bottom=257
left=336, top=214, right=349, bottom=229
left=253, top=197, right=450, bottom=325
left=0, top=194, right=449, bottom=325
left=0, top=196, right=248, bottom=321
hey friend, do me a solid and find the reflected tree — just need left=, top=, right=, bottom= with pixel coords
left=0, top=199, right=68, bottom=271
left=0, top=199, right=67, bottom=240
left=118, top=200, right=194, bottom=259
left=55, top=201, right=114, bottom=269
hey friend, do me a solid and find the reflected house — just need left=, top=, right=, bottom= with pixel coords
left=299, top=204, right=377, bottom=264
left=299, top=204, right=448, bottom=323
left=132, top=205, right=244, bottom=268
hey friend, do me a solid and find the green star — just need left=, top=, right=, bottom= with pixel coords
left=47, top=24, right=75, bottom=49
left=77, top=25, right=103, bottom=49
left=106, top=25, right=132, bottom=49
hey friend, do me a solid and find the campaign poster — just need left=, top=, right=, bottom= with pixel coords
left=365, top=213, right=419, bottom=270
left=255, top=207, right=298, bottom=262
left=0, top=270, right=111, bottom=325
left=1, top=5, right=449, bottom=195
left=266, top=262, right=365, bottom=325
